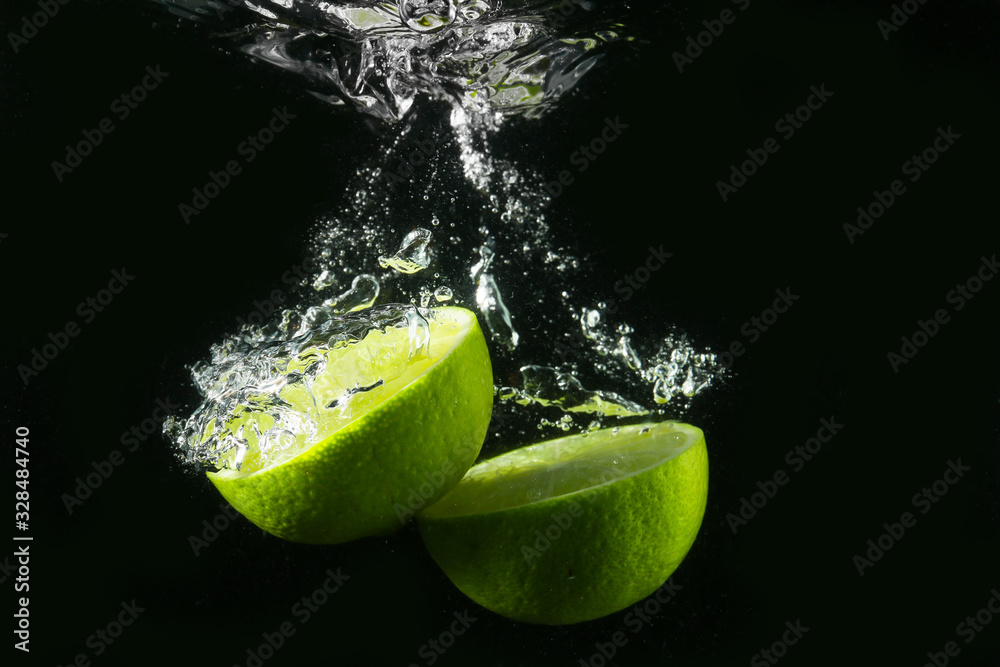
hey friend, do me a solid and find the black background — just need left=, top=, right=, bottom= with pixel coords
left=3, top=0, right=1000, bottom=665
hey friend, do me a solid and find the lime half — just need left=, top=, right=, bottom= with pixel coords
left=206, top=306, right=494, bottom=544
left=417, top=421, right=708, bottom=624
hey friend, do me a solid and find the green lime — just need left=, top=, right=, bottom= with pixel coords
left=206, top=306, right=494, bottom=544
left=417, top=421, right=708, bottom=624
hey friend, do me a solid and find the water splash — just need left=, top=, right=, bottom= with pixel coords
left=159, top=0, right=725, bottom=463
left=165, top=304, right=429, bottom=471
left=199, top=0, right=631, bottom=122
left=501, top=365, right=649, bottom=417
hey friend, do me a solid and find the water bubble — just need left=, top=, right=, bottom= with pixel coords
left=324, top=274, right=381, bottom=314
left=537, top=414, right=574, bottom=431
left=313, top=269, right=336, bottom=291
left=379, top=228, right=433, bottom=274
left=406, top=308, right=431, bottom=358
left=475, top=273, right=519, bottom=350
left=434, top=286, right=454, bottom=302
left=398, top=0, right=457, bottom=33
left=419, top=286, right=433, bottom=308
left=469, top=242, right=495, bottom=281
left=458, top=0, right=490, bottom=21
left=617, top=334, right=641, bottom=370
left=508, top=365, right=648, bottom=417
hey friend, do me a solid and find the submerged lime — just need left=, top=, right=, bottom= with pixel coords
left=206, top=306, right=494, bottom=544
left=417, top=421, right=708, bottom=624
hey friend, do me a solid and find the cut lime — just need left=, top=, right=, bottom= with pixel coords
left=205, top=306, right=494, bottom=544
left=417, top=421, right=708, bottom=624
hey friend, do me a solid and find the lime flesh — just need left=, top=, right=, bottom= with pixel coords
left=417, top=421, right=708, bottom=624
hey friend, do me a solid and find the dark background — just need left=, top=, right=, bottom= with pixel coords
left=3, top=0, right=1000, bottom=665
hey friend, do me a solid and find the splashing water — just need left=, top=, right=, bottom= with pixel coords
left=500, top=365, right=648, bottom=417
left=223, top=0, right=630, bottom=122
left=159, top=0, right=727, bottom=467
left=165, top=305, right=430, bottom=471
